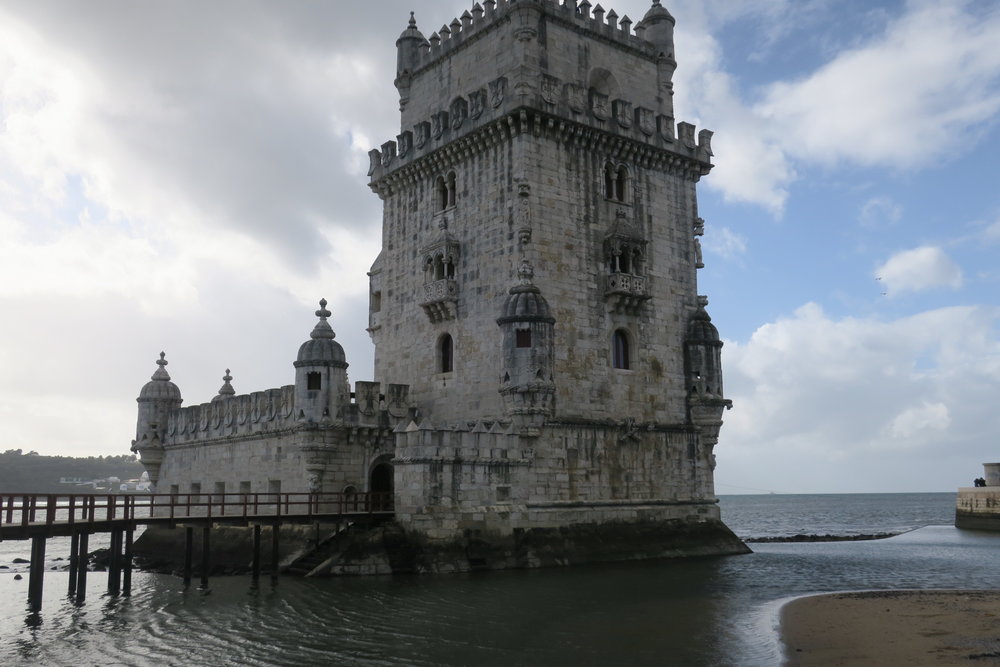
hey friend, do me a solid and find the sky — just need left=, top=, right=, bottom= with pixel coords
left=0, top=0, right=998, bottom=494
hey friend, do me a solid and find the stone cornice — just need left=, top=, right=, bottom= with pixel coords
left=369, top=107, right=712, bottom=198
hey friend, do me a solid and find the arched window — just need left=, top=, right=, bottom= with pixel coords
left=436, top=176, right=448, bottom=211
left=446, top=171, right=457, bottom=208
left=612, top=329, right=631, bottom=370
left=439, top=333, right=454, bottom=373
left=615, top=165, right=628, bottom=202
left=604, top=163, right=629, bottom=202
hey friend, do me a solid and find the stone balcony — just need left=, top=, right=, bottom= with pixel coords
left=419, top=278, right=458, bottom=322
left=605, top=273, right=650, bottom=314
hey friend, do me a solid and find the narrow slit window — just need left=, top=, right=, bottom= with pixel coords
left=612, top=330, right=630, bottom=369
left=440, top=334, right=454, bottom=373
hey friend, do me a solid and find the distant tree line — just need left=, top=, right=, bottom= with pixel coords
left=0, top=449, right=145, bottom=494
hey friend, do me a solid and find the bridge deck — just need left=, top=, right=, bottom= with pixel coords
left=0, top=491, right=394, bottom=541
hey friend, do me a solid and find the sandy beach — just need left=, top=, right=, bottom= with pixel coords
left=781, top=589, right=1000, bottom=665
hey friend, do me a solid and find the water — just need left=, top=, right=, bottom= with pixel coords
left=3, top=492, right=998, bottom=666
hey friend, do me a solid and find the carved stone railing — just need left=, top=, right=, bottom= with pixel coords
left=605, top=273, right=650, bottom=314
left=419, top=279, right=458, bottom=322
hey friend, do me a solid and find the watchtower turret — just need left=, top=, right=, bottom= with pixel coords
left=497, top=260, right=556, bottom=433
left=132, top=352, right=182, bottom=490
left=294, top=299, right=350, bottom=423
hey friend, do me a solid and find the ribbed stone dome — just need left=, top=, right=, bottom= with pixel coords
left=641, top=0, right=675, bottom=25
left=138, top=352, right=182, bottom=401
left=497, top=261, right=555, bottom=324
left=686, top=306, right=720, bottom=343
left=295, top=299, right=347, bottom=366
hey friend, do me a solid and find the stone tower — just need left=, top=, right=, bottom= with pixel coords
left=367, top=0, right=746, bottom=565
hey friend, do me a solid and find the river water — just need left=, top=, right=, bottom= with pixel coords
left=2, top=492, right=998, bottom=666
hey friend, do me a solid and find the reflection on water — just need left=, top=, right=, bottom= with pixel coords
left=1, top=495, right=997, bottom=667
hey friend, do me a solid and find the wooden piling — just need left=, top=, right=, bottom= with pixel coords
left=252, top=524, right=262, bottom=582
left=200, top=526, right=210, bottom=589
left=271, top=523, right=280, bottom=583
left=68, top=531, right=79, bottom=596
left=28, top=535, right=46, bottom=612
left=108, top=528, right=122, bottom=595
left=183, top=526, right=193, bottom=587
left=75, top=531, right=89, bottom=604
left=123, top=526, right=134, bottom=595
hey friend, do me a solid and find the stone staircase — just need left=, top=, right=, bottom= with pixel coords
left=285, top=522, right=358, bottom=576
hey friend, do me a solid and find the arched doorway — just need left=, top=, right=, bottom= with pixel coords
left=369, top=457, right=394, bottom=511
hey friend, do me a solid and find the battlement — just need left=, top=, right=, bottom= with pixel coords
left=161, top=381, right=411, bottom=445
left=412, top=1, right=652, bottom=70
left=373, top=0, right=710, bottom=187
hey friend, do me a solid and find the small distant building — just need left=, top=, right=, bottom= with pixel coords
left=956, top=463, right=1000, bottom=531
left=131, top=0, right=748, bottom=572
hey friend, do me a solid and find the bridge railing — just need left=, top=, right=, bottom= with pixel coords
left=0, top=491, right=393, bottom=530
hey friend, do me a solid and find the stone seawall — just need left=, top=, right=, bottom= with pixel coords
left=132, top=518, right=750, bottom=577
left=955, top=487, right=1000, bottom=531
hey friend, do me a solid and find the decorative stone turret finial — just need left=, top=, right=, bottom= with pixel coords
left=311, top=298, right=336, bottom=340
left=218, top=369, right=235, bottom=397
left=152, top=351, right=170, bottom=381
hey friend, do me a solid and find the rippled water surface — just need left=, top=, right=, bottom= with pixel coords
left=2, top=492, right=997, bottom=666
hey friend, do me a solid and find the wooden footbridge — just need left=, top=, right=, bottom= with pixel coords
left=0, top=491, right=393, bottom=612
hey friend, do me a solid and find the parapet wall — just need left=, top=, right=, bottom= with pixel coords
left=956, top=487, right=1000, bottom=531
left=163, top=381, right=410, bottom=446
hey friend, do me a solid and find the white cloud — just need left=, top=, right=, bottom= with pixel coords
left=876, top=246, right=963, bottom=295
left=886, top=401, right=950, bottom=441
left=703, top=226, right=748, bottom=261
left=754, top=1, right=1000, bottom=169
left=716, top=303, right=1000, bottom=493
left=859, top=196, right=902, bottom=227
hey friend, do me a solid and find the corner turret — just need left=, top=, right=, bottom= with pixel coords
left=132, top=352, right=182, bottom=490
left=395, top=12, right=427, bottom=112
left=638, top=1, right=677, bottom=118
left=497, top=260, right=556, bottom=434
left=684, top=298, right=732, bottom=476
left=294, top=299, right=350, bottom=423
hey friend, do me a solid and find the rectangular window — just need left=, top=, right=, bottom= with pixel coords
left=307, top=372, right=322, bottom=390
left=516, top=329, right=532, bottom=348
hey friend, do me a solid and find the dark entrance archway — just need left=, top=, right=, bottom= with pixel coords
left=369, top=458, right=393, bottom=511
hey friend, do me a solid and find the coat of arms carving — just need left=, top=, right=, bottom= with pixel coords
left=450, top=97, right=468, bottom=130
left=489, top=77, right=507, bottom=108
left=565, top=83, right=586, bottom=113
left=590, top=90, right=609, bottom=120
left=414, top=121, right=430, bottom=148
left=540, top=74, right=561, bottom=106
left=469, top=88, right=486, bottom=119
left=613, top=99, right=632, bottom=128
left=432, top=111, right=448, bottom=139
left=635, top=107, right=654, bottom=136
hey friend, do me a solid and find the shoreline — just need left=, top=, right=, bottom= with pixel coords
left=780, top=589, right=1000, bottom=665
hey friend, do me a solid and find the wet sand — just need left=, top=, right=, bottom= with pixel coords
left=780, top=589, right=1000, bottom=665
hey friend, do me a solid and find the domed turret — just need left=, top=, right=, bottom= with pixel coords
left=294, top=299, right=350, bottom=423
left=133, top=352, right=182, bottom=491
left=138, top=352, right=182, bottom=402
left=396, top=12, right=426, bottom=75
left=684, top=300, right=723, bottom=398
left=638, top=1, right=678, bottom=117
left=497, top=261, right=556, bottom=433
left=395, top=12, right=426, bottom=111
